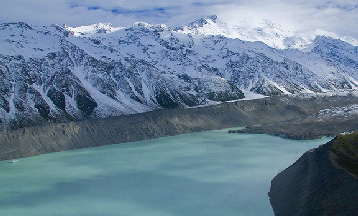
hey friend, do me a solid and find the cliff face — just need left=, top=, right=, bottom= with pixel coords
left=269, top=132, right=358, bottom=216
left=1, top=93, right=358, bottom=160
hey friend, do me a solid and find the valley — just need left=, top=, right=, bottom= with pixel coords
left=1, top=16, right=358, bottom=216
left=1, top=91, right=358, bottom=160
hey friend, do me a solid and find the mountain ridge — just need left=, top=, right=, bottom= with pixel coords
left=1, top=17, right=358, bottom=131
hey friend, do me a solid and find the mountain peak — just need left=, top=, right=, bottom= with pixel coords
left=173, top=16, right=358, bottom=50
left=174, top=15, right=223, bottom=36
left=174, top=16, right=293, bottom=48
left=187, top=15, right=218, bottom=28
left=64, top=23, right=123, bottom=36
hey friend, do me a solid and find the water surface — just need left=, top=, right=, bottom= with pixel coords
left=0, top=128, right=332, bottom=216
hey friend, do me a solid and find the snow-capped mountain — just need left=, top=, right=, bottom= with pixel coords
left=175, top=15, right=358, bottom=50
left=1, top=17, right=358, bottom=130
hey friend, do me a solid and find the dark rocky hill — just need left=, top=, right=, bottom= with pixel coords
left=268, top=132, right=358, bottom=215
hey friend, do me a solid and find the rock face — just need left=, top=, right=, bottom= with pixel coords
left=269, top=132, right=358, bottom=216
left=1, top=93, right=358, bottom=160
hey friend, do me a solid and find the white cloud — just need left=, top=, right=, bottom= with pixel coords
left=211, top=0, right=358, bottom=38
left=0, top=0, right=358, bottom=39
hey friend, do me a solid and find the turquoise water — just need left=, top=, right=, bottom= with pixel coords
left=0, top=128, right=332, bottom=216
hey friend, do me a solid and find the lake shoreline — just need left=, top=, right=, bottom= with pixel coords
left=1, top=93, right=358, bottom=160
left=228, top=117, right=358, bottom=140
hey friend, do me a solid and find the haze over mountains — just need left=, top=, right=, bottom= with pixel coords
left=1, top=15, right=358, bottom=130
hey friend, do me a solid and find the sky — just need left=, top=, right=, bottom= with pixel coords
left=0, top=0, right=358, bottom=39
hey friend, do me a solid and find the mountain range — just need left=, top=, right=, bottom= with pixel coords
left=1, top=15, right=358, bottom=131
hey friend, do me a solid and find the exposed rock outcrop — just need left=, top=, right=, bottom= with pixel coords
left=268, top=132, right=358, bottom=216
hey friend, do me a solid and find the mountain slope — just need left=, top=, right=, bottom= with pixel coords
left=1, top=18, right=358, bottom=130
left=269, top=132, right=358, bottom=215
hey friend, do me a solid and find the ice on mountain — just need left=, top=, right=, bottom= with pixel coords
left=0, top=18, right=358, bottom=130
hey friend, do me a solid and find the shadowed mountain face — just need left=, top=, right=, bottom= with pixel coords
left=269, top=132, right=358, bottom=216
left=1, top=19, right=358, bottom=131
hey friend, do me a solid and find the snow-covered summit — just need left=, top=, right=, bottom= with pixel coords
left=61, top=16, right=358, bottom=51
left=64, top=23, right=124, bottom=36
left=174, top=16, right=358, bottom=51
left=174, top=15, right=225, bottom=38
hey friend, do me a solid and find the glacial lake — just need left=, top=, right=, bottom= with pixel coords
left=0, top=128, right=332, bottom=216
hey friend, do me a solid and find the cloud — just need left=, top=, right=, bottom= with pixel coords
left=0, top=0, right=358, bottom=39
left=211, top=0, right=358, bottom=38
